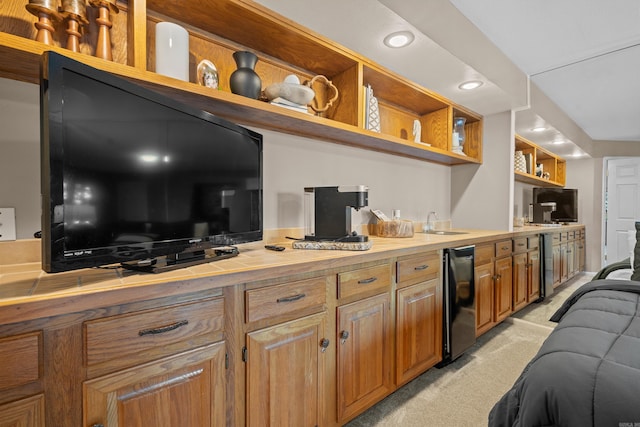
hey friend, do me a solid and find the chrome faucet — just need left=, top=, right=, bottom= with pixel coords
left=425, top=211, right=438, bottom=232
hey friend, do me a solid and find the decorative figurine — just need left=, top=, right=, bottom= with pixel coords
left=60, top=0, right=88, bottom=52
left=25, top=0, right=60, bottom=45
left=197, top=59, right=219, bottom=89
left=88, top=0, right=118, bottom=61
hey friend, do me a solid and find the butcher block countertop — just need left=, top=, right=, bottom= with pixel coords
left=0, top=225, right=584, bottom=325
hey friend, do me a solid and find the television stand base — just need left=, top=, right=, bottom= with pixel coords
left=121, top=246, right=239, bottom=274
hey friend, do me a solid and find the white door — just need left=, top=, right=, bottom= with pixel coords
left=605, top=158, right=640, bottom=266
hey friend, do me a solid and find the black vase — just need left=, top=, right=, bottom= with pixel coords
left=230, top=51, right=262, bottom=99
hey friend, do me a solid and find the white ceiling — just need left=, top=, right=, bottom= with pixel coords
left=256, top=0, right=640, bottom=159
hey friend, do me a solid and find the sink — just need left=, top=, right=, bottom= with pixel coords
left=422, top=230, right=468, bottom=235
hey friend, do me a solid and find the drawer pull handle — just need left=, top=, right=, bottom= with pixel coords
left=414, top=264, right=429, bottom=271
left=139, top=320, right=189, bottom=336
left=320, top=338, right=330, bottom=353
left=276, top=293, right=306, bottom=303
left=501, top=246, right=510, bottom=251
left=358, top=277, right=377, bottom=284
left=340, top=330, right=349, bottom=344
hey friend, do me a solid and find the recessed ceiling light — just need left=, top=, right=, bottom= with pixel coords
left=532, top=126, right=547, bottom=132
left=458, top=80, right=483, bottom=90
left=383, top=31, right=415, bottom=48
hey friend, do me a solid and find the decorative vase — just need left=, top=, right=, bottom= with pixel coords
left=230, top=51, right=262, bottom=99
left=452, top=116, right=466, bottom=155
left=155, top=22, right=189, bottom=81
left=514, top=150, right=526, bottom=172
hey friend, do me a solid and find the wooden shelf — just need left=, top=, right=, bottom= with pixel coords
left=0, top=0, right=483, bottom=166
left=514, top=134, right=566, bottom=187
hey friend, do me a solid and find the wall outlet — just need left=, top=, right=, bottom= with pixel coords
left=0, top=208, right=17, bottom=241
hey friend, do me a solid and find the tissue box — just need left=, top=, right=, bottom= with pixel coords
left=376, top=220, right=414, bottom=238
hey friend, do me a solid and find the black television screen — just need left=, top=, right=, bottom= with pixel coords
left=40, top=52, right=263, bottom=273
left=532, top=188, right=578, bottom=223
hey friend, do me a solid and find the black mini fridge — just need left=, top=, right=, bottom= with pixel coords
left=438, top=245, right=476, bottom=367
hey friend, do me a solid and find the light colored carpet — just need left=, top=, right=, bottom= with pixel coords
left=345, top=272, right=594, bottom=427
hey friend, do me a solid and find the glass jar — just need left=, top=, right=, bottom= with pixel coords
left=452, top=117, right=466, bottom=155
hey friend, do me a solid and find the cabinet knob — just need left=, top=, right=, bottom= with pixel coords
left=320, top=338, right=330, bottom=352
left=92, top=424, right=105, bottom=427
left=340, top=330, right=349, bottom=344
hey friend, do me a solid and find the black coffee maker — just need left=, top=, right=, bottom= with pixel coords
left=532, top=202, right=556, bottom=224
left=304, top=186, right=369, bottom=242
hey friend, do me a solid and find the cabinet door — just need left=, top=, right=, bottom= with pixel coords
left=560, top=243, right=569, bottom=282
left=396, top=279, right=441, bottom=386
left=337, top=293, right=392, bottom=422
left=567, top=240, right=576, bottom=277
left=527, top=250, right=541, bottom=302
left=474, top=261, right=495, bottom=336
left=552, top=244, right=562, bottom=287
left=0, top=394, right=44, bottom=427
left=494, top=257, right=513, bottom=322
left=84, top=342, right=226, bottom=427
left=512, top=252, right=528, bottom=312
left=246, top=313, right=326, bottom=427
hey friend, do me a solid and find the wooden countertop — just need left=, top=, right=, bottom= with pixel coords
left=0, top=225, right=584, bottom=325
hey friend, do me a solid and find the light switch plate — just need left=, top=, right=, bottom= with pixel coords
left=0, top=208, right=17, bottom=241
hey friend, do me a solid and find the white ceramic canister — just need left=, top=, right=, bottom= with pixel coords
left=155, top=22, right=189, bottom=81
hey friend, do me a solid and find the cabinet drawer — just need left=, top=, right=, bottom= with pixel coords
left=551, top=233, right=561, bottom=243
left=245, top=277, right=327, bottom=323
left=85, top=298, right=224, bottom=368
left=475, top=243, right=494, bottom=265
left=495, top=240, right=512, bottom=258
left=338, top=263, right=391, bottom=299
left=397, top=252, right=440, bottom=287
left=0, top=332, right=41, bottom=390
left=560, top=232, right=568, bottom=241
left=512, top=237, right=527, bottom=254
left=528, top=236, right=539, bottom=250
left=568, top=231, right=576, bottom=240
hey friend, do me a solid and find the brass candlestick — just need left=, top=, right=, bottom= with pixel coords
left=59, top=0, right=88, bottom=52
left=25, top=0, right=61, bottom=45
left=88, top=0, right=118, bottom=61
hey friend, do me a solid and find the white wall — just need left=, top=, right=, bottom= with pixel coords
left=0, top=79, right=40, bottom=239
left=565, top=157, right=602, bottom=271
left=0, top=78, right=452, bottom=239
left=451, top=110, right=514, bottom=230
left=259, top=127, right=452, bottom=230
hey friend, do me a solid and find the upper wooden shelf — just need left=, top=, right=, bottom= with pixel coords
left=514, top=134, right=566, bottom=187
left=0, top=0, right=483, bottom=166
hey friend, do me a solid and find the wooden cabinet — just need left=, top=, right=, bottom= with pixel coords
left=246, top=313, right=327, bottom=427
left=243, top=276, right=329, bottom=427
left=512, top=235, right=541, bottom=312
left=514, top=134, right=566, bottom=187
left=474, top=243, right=495, bottom=336
left=84, top=343, right=226, bottom=427
left=0, top=394, right=44, bottom=427
left=545, top=227, right=585, bottom=291
left=512, top=252, right=528, bottom=312
left=395, top=252, right=442, bottom=386
left=494, top=240, right=513, bottom=323
left=0, top=332, right=44, bottom=427
left=337, top=292, right=393, bottom=423
left=83, top=296, right=226, bottom=426
left=527, top=247, right=541, bottom=302
left=0, top=0, right=482, bottom=166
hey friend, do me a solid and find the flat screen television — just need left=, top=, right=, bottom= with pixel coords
left=532, top=188, right=578, bottom=223
left=40, top=52, right=263, bottom=273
